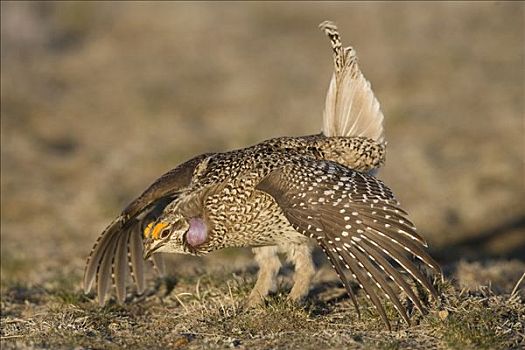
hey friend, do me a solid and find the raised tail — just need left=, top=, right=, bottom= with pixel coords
left=319, top=21, right=385, bottom=143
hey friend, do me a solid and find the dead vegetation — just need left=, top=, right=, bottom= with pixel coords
left=1, top=261, right=524, bottom=349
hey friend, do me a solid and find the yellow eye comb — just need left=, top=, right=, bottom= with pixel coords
left=144, top=221, right=169, bottom=239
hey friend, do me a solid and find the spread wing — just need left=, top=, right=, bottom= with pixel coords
left=83, top=153, right=212, bottom=305
left=256, top=158, right=440, bottom=329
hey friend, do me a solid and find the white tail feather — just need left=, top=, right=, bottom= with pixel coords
left=320, top=21, right=385, bottom=143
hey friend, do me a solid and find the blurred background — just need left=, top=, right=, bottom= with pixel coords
left=1, top=2, right=524, bottom=288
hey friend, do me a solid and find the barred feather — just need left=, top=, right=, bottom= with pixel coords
left=84, top=216, right=122, bottom=294
left=319, top=21, right=385, bottom=143
left=114, top=228, right=131, bottom=303
left=97, top=233, right=118, bottom=305
left=83, top=155, right=208, bottom=304
left=129, top=226, right=145, bottom=294
left=257, top=158, right=441, bottom=329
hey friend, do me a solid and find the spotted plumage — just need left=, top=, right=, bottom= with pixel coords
left=83, top=21, right=441, bottom=330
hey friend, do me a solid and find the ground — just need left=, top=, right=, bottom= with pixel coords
left=1, top=2, right=524, bottom=349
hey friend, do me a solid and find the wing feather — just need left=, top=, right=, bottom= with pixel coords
left=361, top=231, right=439, bottom=299
left=338, top=244, right=391, bottom=328
left=257, top=158, right=440, bottom=326
left=319, top=242, right=361, bottom=316
left=114, top=228, right=131, bottom=303
left=84, top=154, right=211, bottom=303
left=349, top=240, right=410, bottom=325
left=322, top=212, right=409, bottom=328
left=359, top=237, right=425, bottom=314
left=84, top=216, right=122, bottom=293
left=129, top=225, right=145, bottom=294
left=97, top=234, right=119, bottom=305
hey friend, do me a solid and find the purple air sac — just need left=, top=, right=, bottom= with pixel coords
left=186, top=218, right=208, bottom=247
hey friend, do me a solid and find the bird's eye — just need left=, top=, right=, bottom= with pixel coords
left=159, top=229, right=170, bottom=239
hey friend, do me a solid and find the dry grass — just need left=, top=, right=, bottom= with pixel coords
left=1, top=261, right=524, bottom=349
left=1, top=2, right=524, bottom=349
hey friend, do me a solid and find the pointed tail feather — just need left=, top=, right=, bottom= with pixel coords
left=319, top=21, right=385, bottom=143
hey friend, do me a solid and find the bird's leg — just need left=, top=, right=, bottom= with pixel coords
left=283, top=242, right=316, bottom=302
left=248, top=246, right=281, bottom=306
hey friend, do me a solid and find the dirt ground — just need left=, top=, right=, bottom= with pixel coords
left=1, top=2, right=524, bottom=349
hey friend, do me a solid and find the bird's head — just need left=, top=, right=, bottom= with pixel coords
left=142, top=213, right=209, bottom=258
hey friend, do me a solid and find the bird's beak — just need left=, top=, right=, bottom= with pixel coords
left=143, top=221, right=170, bottom=260
left=143, top=238, right=162, bottom=260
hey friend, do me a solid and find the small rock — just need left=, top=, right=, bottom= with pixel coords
left=438, top=310, right=449, bottom=320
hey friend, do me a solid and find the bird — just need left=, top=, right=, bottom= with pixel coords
left=83, top=20, right=441, bottom=330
